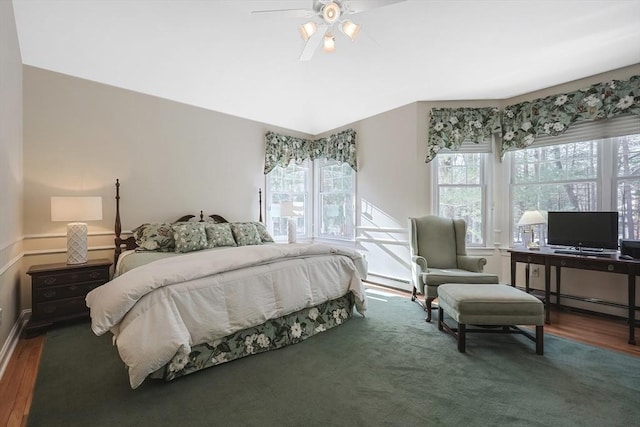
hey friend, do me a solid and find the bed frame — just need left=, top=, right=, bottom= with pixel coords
left=113, top=179, right=262, bottom=264
left=110, top=179, right=356, bottom=385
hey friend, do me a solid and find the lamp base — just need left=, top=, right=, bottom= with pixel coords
left=67, top=223, right=88, bottom=264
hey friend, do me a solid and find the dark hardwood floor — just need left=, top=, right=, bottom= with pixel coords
left=1, top=286, right=638, bottom=427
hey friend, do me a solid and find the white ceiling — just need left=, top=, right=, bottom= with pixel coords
left=12, top=0, right=640, bottom=135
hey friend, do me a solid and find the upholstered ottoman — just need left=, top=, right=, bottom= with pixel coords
left=437, top=284, right=544, bottom=355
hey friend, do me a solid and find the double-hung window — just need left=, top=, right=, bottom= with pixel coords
left=266, top=159, right=355, bottom=241
left=508, top=116, right=640, bottom=244
left=433, top=140, right=492, bottom=246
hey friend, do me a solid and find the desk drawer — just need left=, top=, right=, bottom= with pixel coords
left=552, top=257, right=630, bottom=274
left=514, top=253, right=547, bottom=265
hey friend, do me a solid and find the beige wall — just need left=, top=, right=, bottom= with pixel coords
left=21, top=65, right=312, bottom=309
left=0, top=0, right=24, bottom=354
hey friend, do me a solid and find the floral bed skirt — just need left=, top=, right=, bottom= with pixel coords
left=150, top=291, right=356, bottom=382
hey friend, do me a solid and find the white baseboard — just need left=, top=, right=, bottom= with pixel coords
left=0, top=309, right=31, bottom=382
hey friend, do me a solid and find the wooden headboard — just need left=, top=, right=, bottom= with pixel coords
left=114, top=179, right=261, bottom=265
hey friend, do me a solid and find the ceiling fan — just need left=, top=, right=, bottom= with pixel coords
left=252, top=0, right=407, bottom=61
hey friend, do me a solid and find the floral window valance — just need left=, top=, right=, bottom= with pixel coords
left=426, top=107, right=501, bottom=163
left=500, top=75, right=640, bottom=158
left=264, top=129, right=357, bottom=174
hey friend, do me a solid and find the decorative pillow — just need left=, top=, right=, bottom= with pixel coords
left=230, top=223, right=262, bottom=246
left=204, top=223, right=237, bottom=248
left=172, top=223, right=208, bottom=253
left=132, top=223, right=175, bottom=252
left=252, top=222, right=275, bottom=243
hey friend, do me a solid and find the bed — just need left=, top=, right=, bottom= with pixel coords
left=85, top=180, right=368, bottom=389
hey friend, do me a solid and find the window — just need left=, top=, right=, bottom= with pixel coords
left=265, top=160, right=311, bottom=239
left=615, top=134, right=640, bottom=239
left=266, top=159, right=355, bottom=241
left=315, top=158, right=356, bottom=240
left=509, top=131, right=640, bottom=244
left=434, top=149, right=490, bottom=246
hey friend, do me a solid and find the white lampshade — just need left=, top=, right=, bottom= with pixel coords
left=323, top=33, right=336, bottom=52
left=51, top=196, right=103, bottom=264
left=340, top=20, right=361, bottom=41
left=280, top=201, right=304, bottom=217
left=299, top=21, right=317, bottom=41
left=518, top=210, right=546, bottom=226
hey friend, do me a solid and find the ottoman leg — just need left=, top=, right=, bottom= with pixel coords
left=458, top=323, right=466, bottom=353
left=536, top=325, right=544, bottom=355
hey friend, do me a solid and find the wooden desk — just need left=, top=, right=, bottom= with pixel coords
left=509, top=247, right=640, bottom=345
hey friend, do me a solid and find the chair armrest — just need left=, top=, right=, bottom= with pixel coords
left=457, top=255, right=487, bottom=273
left=411, top=255, right=428, bottom=291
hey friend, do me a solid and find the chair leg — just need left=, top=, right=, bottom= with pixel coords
left=425, top=297, right=435, bottom=322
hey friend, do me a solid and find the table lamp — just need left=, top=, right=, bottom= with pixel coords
left=51, top=196, right=103, bottom=264
left=517, top=210, right=546, bottom=250
left=280, top=201, right=304, bottom=243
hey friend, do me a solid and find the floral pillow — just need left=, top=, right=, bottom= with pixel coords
left=251, top=222, right=275, bottom=243
left=132, top=223, right=175, bottom=252
left=172, top=223, right=208, bottom=253
left=230, top=223, right=262, bottom=246
left=204, top=223, right=237, bottom=248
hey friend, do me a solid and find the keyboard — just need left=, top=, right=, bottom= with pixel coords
left=554, top=249, right=613, bottom=258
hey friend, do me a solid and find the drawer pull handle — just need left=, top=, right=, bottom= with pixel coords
left=69, top=285, right=78, bottom=291
left=561, top=260, right=566, bottom=266
left=44, top=277, right=57, bottom=285
left=89, top=271, right=101, bottom=279
left=607, top=265, right=614, bottom=271
left=44, top=290, right=57, bottom=299
left=526, top=256, right=532, bottom=262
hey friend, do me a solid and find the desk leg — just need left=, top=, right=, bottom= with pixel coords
left=511, top=256, right=516, bottom=288
left=629, top=273, right=636, bottom=345
left=556, top=266, right=561, bottom=308
left=525, top=263, right=530, bottom=293
left=544, top=259, right=551, bottom=324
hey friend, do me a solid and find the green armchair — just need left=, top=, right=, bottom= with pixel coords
left=409, top=215, right=499, bottom=322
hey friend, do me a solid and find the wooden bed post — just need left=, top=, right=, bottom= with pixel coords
left=114, top=179, right=123, bottom=265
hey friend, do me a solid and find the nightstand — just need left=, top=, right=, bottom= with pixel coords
left=25, top=258, right=112, bottom=336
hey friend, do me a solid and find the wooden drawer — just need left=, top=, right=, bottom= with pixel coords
left=33, top=281, right=103, bottom=303
left=32, top=296, right=89, bottom=320
left=551, top=257, right=631, bottom=274
left=32, top=268, right=109, bottom=288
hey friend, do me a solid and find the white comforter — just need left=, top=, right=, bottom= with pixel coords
left=86, top=243, right=367, bottom=388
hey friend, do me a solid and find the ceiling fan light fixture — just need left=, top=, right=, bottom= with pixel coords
left=340, top=20, right=361, bottom=41
left=299, top=21, right=318, bottom=41
left=322, top=2, right=341, bottom=24
left=323, top=33, right=336, bottom=52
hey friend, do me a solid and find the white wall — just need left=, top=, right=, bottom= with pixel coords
left=0, top=0, right=24, bottom=357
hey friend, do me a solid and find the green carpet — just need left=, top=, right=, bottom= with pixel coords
left=28, top=290, right=640, bottom=427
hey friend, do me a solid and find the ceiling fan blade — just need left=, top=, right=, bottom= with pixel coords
left=345, top=0, right=407, bottom=14
left=299, top=25, right=328, bottom=61
left=251, top=8, right=316, bottom=18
